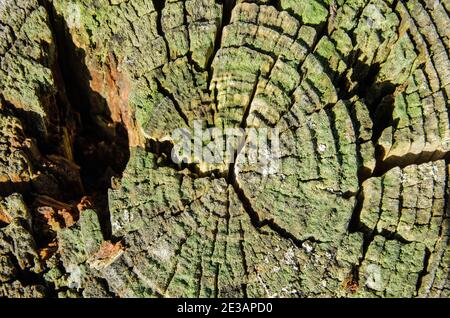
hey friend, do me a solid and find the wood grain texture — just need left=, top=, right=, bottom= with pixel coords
left=0, top=0, right=448, bottom=298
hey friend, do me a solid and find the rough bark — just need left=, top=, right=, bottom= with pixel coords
left=0, top=0, right=448, bottom=298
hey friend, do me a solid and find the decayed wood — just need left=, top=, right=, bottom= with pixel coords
left=0, top=0, right=448, bottom=298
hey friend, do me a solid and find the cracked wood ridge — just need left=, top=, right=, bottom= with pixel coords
left=0, top=0, right=449, bottom=298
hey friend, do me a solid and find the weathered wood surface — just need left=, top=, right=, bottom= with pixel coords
left=0, top=0, right=448, bottom=297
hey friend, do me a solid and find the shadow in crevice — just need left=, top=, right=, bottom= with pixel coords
left=336, top=51, right=398, bottom=142
left=44, top=2, right=130, bottom=239
left=316, top=45, right=450, bottom=182
left=217, top=0, right=237, bottom=26
left=0, top=180, right=31, bottom=202
left=373, top=148, right=450, bottom=177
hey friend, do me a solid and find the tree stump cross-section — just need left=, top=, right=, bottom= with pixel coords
left=0, top=0, right=448, bottom=298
